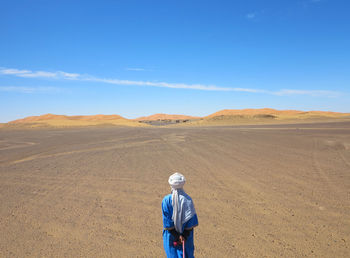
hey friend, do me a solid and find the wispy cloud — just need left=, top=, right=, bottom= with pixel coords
left=246, top=12, right=256, bottom=19
left=0, top=67, right=341, bottom=97
left=0, top=68, right=79, bottom=79
left=273, top=89, right=339, bottom=97
left=0, top=86, right=62, bottom=94
left=125, top=68, right=147, bottom=71
left=0, top=68, right=32, bottom=75
left=85, top=76, right=235, bottom=91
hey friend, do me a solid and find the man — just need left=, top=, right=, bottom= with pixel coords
left=162, top=172, right=199, bottom=258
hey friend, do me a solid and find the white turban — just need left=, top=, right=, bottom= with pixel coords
left=168, top=172, right=186, bottom=189
left=168, top=172, right=196, bottom=233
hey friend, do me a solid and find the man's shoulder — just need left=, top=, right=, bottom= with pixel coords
left=162, top=194, right=172, bottom=203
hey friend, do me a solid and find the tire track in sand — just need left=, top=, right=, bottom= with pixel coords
left=7, top=139, right=160, bottom=165
left=0, top=140, right=37, bottom=151
left=312, top=138, right=342, bottom=197
left=338, top=151, right=350, bottom=169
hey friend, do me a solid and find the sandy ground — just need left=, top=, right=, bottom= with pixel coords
left=0, top=122, right=350, bottom=257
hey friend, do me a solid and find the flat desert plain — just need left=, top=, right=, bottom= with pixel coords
left=0, top=122, right=350, bottom=257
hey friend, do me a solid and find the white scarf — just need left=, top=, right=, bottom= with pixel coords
left=169, top=173, right=196, bottom=233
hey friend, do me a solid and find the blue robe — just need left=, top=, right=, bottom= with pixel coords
left=162, top=194, right=199, bottom=258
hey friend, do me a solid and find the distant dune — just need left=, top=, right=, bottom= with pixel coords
left=135, top=113, right=200, bottom=121
left=205, top=108, right=347, bottom=118
left=5, top=114, right=146, bottom=128
left=10, top=114, right=125, bottom=123
left=192, top=108, right=350, bottom=126
left=2, top=109, right=350, bottom=129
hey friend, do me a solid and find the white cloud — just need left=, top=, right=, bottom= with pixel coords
left=0, top=68, right=80, bottom=79
left=0, top=67, right=341, bottom=97
left=18, top=71, right=58, bottom=78
left=59, top=72, right=80, bottom=79
left=232, top=88, right=266, bottom=93
left=126, top=68, right=147, bottom=71
left=0, top=68, right=32, bottom=75
left=0, top=86, right=62, bottom=94
left=246, top=13, right=256, bottom=19
left=86, top=77, right=234, bottom=91
left=273, top=89, right=339, bottom=97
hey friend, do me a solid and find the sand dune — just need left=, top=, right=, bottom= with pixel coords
left=63, top=114, right=125, bottom=121
left=5, top=114, right=145, bottom=128
left=135, top=113, right=200, bottom=121
left=205, top=108, right=350, bottom=118
left=2, top=109, right=350, bottom=129
left=205, top=108, right=305, bottom=117
left=189, top=108, right=350, bottom=126
left=10, top=114, right=126, bottom=123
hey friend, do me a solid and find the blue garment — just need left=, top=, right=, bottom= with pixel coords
left=162, top=194, right=198, bottom=258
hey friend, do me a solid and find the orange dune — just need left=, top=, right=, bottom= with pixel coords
left=67, top=114, right=125, bottom=121
left=206, top=108, right=302, bottom=117
left=10, top=114, right=125, bottom=123
left=6, top=113, right=144, bottom=128
left=205, top=108, right=348, bottom=118
left=135, top=113, right=200, bottom=121
left=9, top=114, right=68, bottom=123
left=4, top=109, right=350, bottom=128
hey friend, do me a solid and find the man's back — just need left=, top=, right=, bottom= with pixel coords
left=162, top=173, right=198, bottom=258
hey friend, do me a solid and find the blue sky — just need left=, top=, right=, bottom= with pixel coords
left=1, top=0, right=349, bottom=122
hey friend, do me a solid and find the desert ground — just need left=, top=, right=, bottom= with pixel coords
left=0, top=122, right=350, bottom=257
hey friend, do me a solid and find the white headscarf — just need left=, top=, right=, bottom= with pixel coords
left=168, top=172, right=196, bottom=233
